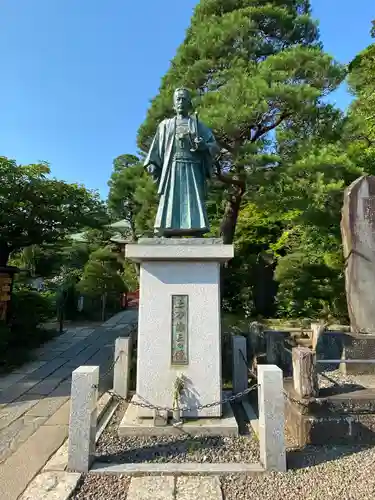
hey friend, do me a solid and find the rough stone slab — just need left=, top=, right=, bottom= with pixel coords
left=127, top=476, right=175, bottom=500
left=341, top=175, right=375, bottom=333
left=0, top=424, right=68, bottom=500
left=176, top=476, right=222, bottom=500
left=119, top=398, right=238, bottom=437
left=0, top=414, right=47, bottom=463
left=91, top=462, right=264, bottom=476
left=19, top=471, right=81, bottom=500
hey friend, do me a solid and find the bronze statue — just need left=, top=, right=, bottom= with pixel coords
left=144, top=88, right=219, bottom=237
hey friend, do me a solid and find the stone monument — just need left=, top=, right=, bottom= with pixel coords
left=120, top=88, right=236, bottom=435
left=340, top=175, right=375, bottom=373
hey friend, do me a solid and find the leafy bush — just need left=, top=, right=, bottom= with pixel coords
left=11, top=288, right=56, bottom=330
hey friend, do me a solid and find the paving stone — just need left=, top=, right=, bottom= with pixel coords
left=23, top=357, right=69, bottom=384
left=43, top=440, right=68, bottom=472
left=0, top=414, right=47, bottom=463
left=57, top=345, right=101, bottom=368
left=127, top=476, right=175, bottom=500
left=0, top=372, right=30, bottom=391
left=13, top=361, right=47, bottom=376
left=0, top=396, right=40, bottom=431
left=25, top=393, right=69, bottom=419
left=19, top=471, right=81, bottom=500
left=0, top=424, right=68, bottom=500
left=176, top=476, right=222, bottom=500
left=45, top=400, right=71, bottom=426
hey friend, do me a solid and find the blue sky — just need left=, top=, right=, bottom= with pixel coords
left=0, top=1, right=373, bottom=199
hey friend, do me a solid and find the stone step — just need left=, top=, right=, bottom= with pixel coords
left=126, top=475, right=223, bottom=500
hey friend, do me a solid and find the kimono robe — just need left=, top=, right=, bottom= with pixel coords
left=144, top=115, right=219, bottom=236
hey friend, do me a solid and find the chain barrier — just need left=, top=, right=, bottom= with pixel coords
left=95, top=340, right=375, bottom=416
left=239, top=349, right=258, bottom=380
left=107, top=384, right=259, bottom=413
left=95, top=346, right=259, bottom=412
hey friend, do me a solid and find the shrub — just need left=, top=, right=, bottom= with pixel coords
left=11, top=288, right=56, bottom=330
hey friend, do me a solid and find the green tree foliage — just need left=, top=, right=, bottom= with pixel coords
left=77, top=247, right=127, bottom=300
left=107, top=154, right=157, bottom=239
left=0, top=157, right=108, bottom=266
left=137, top=0, right=345, bottom=244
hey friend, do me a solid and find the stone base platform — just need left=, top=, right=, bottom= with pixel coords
left=284, top=378, right=375, bottom=446
left=119, top=396, right=238, bottom=438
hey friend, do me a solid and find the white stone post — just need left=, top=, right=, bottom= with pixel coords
left=68, top=366, right=99, bottom=473
left=258, top=365, right=286, bottom=472
left=232, top=335, right=248, bottom=395
left=113, top=337, right=132, bottom=399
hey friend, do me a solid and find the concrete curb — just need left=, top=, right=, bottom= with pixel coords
left=90, top=462, right=265, bottom=476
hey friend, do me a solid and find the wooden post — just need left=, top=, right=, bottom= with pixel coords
left=292, top=347, right=318, bottom=398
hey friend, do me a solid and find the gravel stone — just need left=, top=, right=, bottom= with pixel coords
left=95, top=402, right=259, bottom=464
left=221, top=444, right=375, bottom=500
left=70, top=473, right=130, bottom=500
left=318, top=369, right=366, bottom=390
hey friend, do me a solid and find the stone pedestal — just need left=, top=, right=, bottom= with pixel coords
left=126, top=238, right=233, bottom=420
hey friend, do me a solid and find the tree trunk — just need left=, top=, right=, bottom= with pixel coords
left=220, top=187, right=243, bottom=245
left=0, top=242, right=11, bottom=267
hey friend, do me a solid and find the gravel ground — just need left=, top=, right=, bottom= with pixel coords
left=95, top=402, right=260, bottom=464
left=72, top=400, right=375, bottom=500
left=318, top=368, right=366, bottom=390
left=70, top=474, right=130, bottom=500
left=221, top=444, right=375, bottom=500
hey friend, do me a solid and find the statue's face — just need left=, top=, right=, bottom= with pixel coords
left=174, top=91, right=190, bottom=116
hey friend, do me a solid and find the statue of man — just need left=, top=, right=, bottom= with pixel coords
left=144, top=88, right=219, bottom=237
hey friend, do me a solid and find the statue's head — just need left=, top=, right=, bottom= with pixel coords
left=173, top=88, right=192, bottom=117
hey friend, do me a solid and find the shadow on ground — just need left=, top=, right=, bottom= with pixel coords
left=287, top=443, right=375, bottom=470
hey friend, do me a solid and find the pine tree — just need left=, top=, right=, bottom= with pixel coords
left=137, top=0, right=345, bottom=243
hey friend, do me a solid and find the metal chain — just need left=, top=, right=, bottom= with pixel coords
left=239, top=350, right=258, bottom=380
left=108, top=384, right=259, bottom=413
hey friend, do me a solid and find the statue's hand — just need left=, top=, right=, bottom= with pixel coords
left=194, top=137, right=205, bottom=150
left=147, top=163, right=161, bottom=182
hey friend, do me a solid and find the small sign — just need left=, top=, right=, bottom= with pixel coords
left=171, top=295, right=189, bottom=365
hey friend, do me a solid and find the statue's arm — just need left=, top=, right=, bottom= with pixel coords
left=205, top=130, right=220, bottom=158
left=144, top=124, right=163, bottom=183
left=196, top=123, right=219, bottom=158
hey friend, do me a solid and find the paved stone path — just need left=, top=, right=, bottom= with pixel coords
left=0, top=309, right=138, bottom=500
left=127, top=475, right=222, bottom=500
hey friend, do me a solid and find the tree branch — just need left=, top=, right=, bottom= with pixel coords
left=215, top=160, right=245, bottom=187
left=251, top=112, right=291, bottom=142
